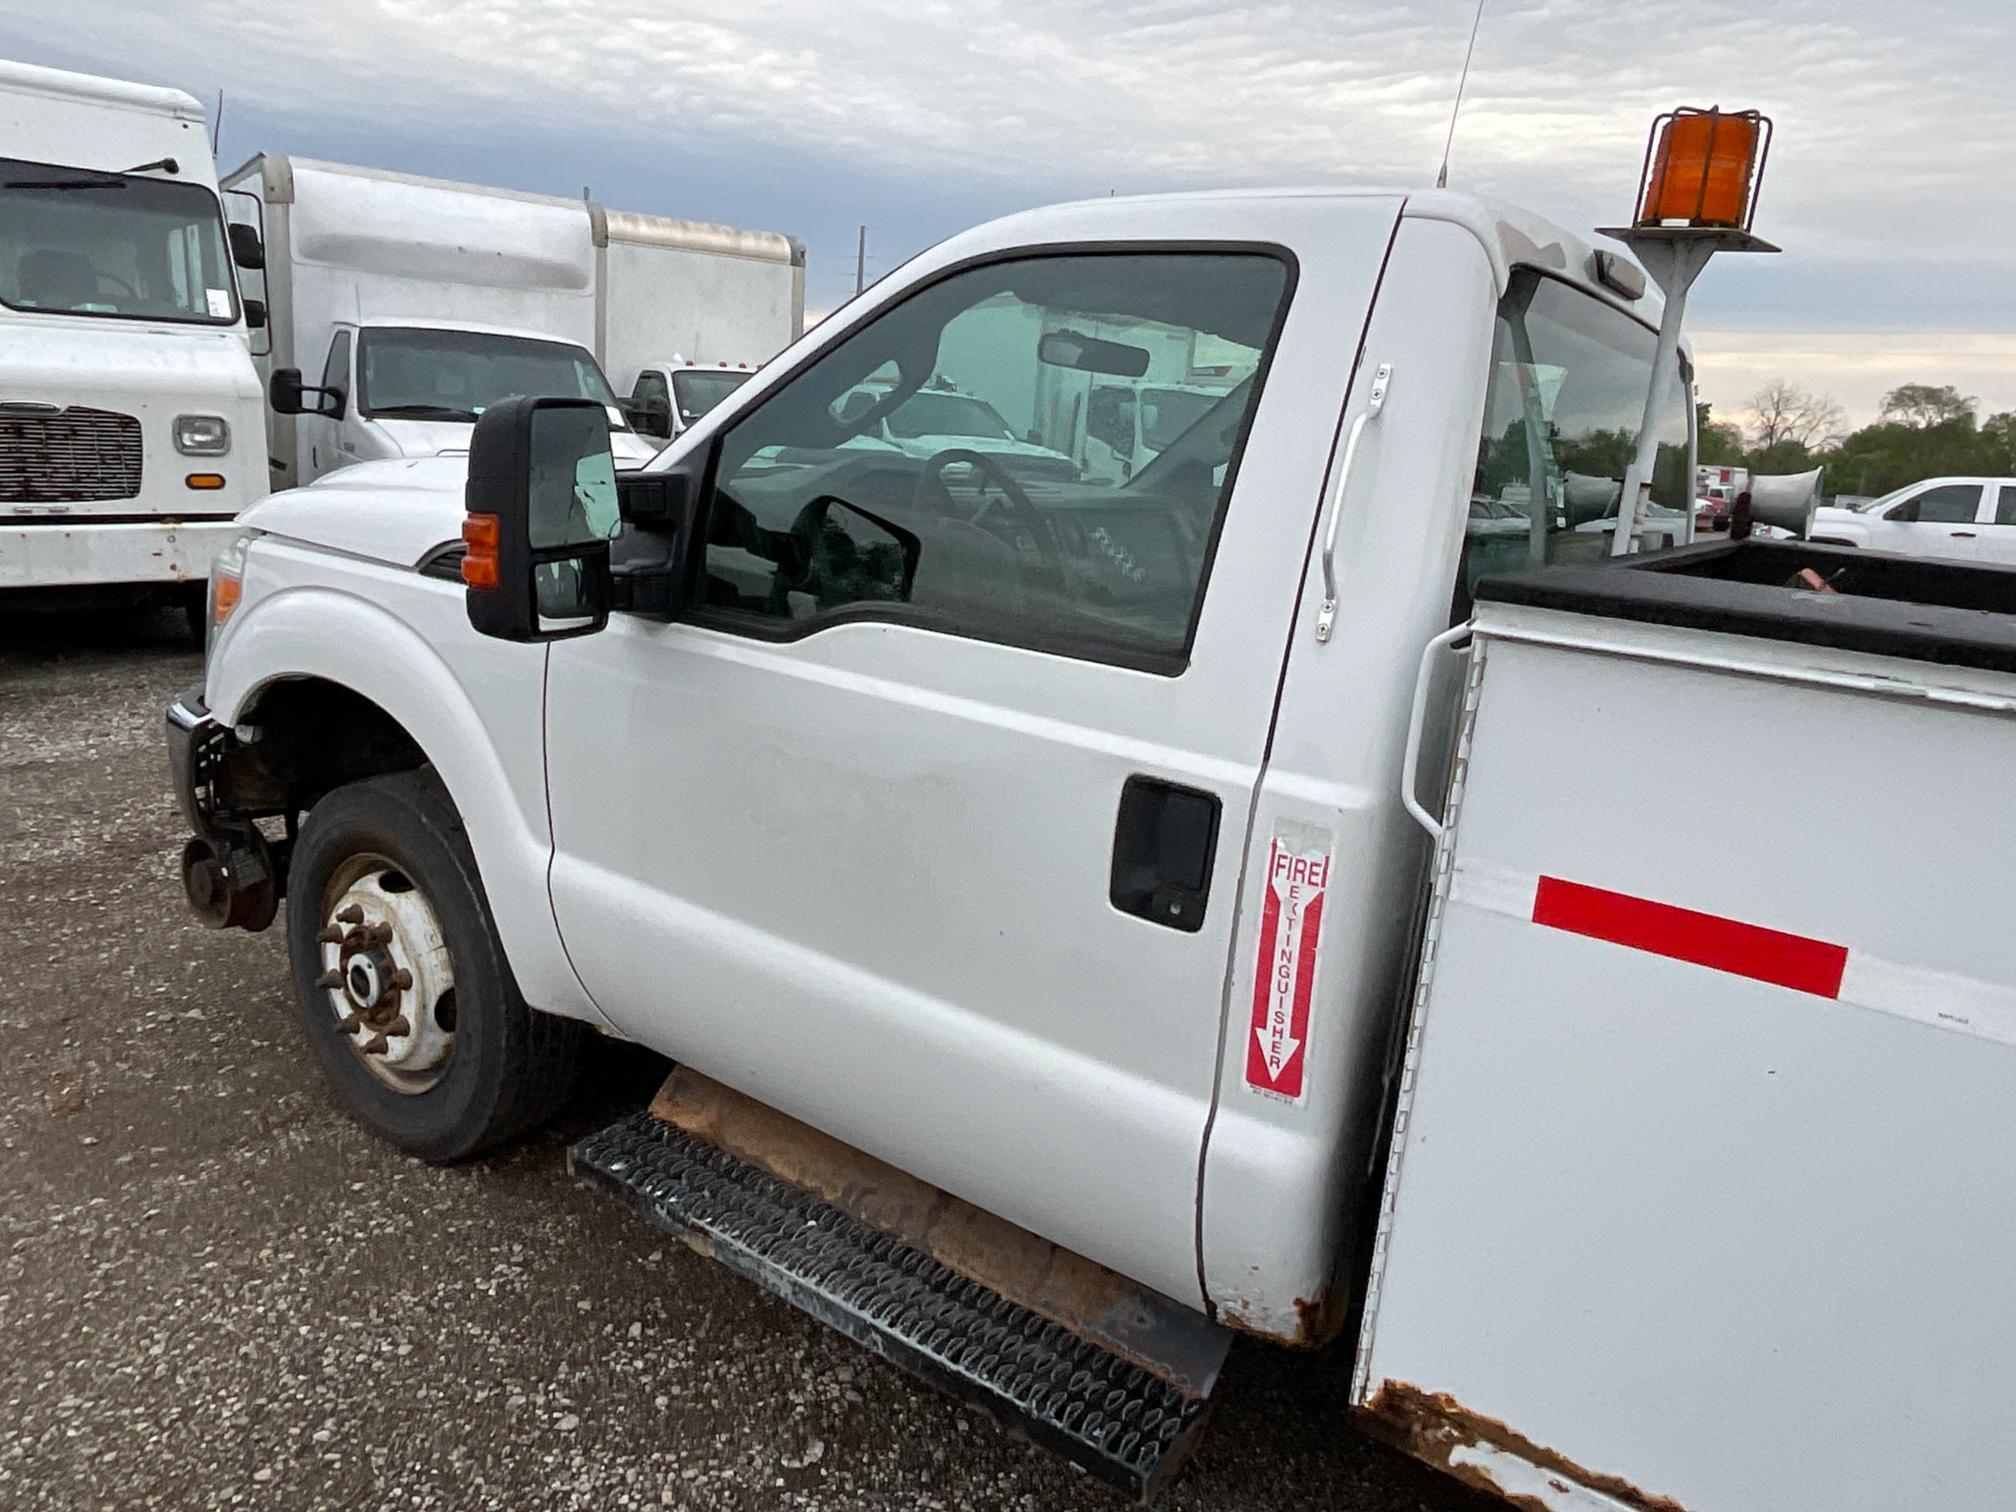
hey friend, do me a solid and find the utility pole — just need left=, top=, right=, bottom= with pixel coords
left=855, top=225, right=866, bottom=296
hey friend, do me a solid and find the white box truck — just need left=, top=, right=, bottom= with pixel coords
left=221, top=156, right=802, bottom=486
left=1, top=59, right=267, bottom=622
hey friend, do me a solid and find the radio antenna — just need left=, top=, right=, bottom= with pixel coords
left=211, top=90, right=225, bottom=156
left=1435, top=0, right=1487, bottom=189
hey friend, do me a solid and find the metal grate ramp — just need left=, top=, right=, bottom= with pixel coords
left=570, top=1111, right=1218, bottom=1500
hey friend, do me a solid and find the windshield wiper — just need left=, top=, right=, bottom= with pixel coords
left=369, top=404, right=479, bottom=421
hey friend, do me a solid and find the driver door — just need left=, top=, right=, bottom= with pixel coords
left=301, top=327, right=353, bottom=481
left=542, top=226, right=1392, bottom=1303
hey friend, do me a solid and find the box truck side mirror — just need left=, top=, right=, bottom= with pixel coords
left=271, top=367, right=344, bottom=419
left=244, top=298, right=267, bottom=331
left=228, top=222, right=265, bottom=271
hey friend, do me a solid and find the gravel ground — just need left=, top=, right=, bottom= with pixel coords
left=0, top=607, right=1491, bottom=1512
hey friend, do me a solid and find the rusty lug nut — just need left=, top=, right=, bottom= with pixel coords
left=368, top=924, right=395, bottom=945
left=336, top=904, right=365, bottom=925
left=316, top=969, right=343, bottom=989
left=390, top=969, right=413, bottom=991
left=316, top=924, right=345, bottom=944
left=335, top=1013, right=361, bottom=1033
left=385, top=1016, right=411, bottom=1037
left=361, top=1034, right=389, bottom=1056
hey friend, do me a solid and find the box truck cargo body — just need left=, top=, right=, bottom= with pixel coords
left=224, top=156, right=802, bottom=487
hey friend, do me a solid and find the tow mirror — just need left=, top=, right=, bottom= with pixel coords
left=1038, top=329, right=1151, bottom=378
left=271, top=367, right=344, bottom=419
left=270, top=367, right=306, bottom=415
left=461, top=395, right=621, bottom=642
left=228, top=221, right=265, bottom=271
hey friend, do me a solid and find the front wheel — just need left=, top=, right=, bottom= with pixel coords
left=285, top=770, right=583, bottom=1161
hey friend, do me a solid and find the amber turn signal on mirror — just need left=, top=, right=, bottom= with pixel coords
left=460, top=513, right=500, bottom=590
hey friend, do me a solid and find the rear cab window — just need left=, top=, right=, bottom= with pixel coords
left=1461, top=270, right=1691, bottom=615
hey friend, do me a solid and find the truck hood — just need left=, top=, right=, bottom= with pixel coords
left=0, top=319, right=263, bottom=404
left=371, top=415, right=660, bottom=469
left=240, top=457, right=467, bottom=568
left=893, top=434, right=1074, bottom=465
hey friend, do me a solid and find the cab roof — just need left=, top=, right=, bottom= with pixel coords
left=1016, top=185, right=1663, bottom=328
left=0, top=59, right=205, bottom=122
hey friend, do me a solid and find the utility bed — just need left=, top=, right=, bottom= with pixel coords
left=1352, top=540, right=2016, bottom=1512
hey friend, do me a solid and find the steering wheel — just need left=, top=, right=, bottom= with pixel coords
left=910, top=448, right=1066, bottom=587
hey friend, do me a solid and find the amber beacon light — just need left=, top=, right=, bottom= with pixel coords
left=1634, top=107, right=1771, bottom=230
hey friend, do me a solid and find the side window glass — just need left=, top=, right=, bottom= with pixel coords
left=321, top=330, right=351, bottom=396
left=1908, top=484, right=1982, bottom=524
left=699, top=252, right=1290, bottom=670
left=1996, top=486, right=2016, bottom=526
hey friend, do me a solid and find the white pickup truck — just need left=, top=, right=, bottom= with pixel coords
left=167, top=181, right=2015, bottom=1511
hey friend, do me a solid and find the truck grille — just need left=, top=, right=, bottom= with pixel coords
left=0, top=406, right=144, bottom=504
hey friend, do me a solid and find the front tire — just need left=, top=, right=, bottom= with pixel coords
left=285, top=770, right=583, bottom=1160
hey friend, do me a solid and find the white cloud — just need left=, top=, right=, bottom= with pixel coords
left=6, top=0, right=2012, bottom=418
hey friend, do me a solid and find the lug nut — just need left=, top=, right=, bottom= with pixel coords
left=368, top=924, right=395, bottom=945
left=336, top=904, right=365, bottom=925
left=361, top=1034, right=389, bottom=1056
left=390, top=969, right=413, bottom=991
left=317, top=969, right=342, bottom=989
left=335, top=1013, right=361, bottom=1032
left=316, top=924, right=345, bottom=944
left=384, top=1015, right=411, bottom=1037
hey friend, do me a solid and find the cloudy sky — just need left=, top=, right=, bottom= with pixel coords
left=6, top=0, right=2011, bottom=432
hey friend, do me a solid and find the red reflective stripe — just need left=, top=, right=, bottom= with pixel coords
left=1532, top=876, right=1848, bottom=998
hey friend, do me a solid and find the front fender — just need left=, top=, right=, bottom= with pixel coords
left=208, top=564, right=609, bottom=1030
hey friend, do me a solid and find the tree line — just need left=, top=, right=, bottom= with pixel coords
left=1698, top=381, right=2016, bottom=498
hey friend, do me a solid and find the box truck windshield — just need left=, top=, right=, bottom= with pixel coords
left=359, top=327, right=622, bottom=422
left=0, top=158, right=237, bottom=325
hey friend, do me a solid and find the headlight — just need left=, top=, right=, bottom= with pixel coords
left=175, top=414, right=231, bottom=455
left=206, top=529, right=256, bottom=653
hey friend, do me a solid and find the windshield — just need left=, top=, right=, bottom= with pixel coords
left=0, top=157, right=237, bottom=325
left=1140, top=388, right=1220, bottom=451
left=672, top=368, right=750, bottom=425
left=358, top=328, right=621, bottom=421
left=886, top=392, right=1014, bottom=441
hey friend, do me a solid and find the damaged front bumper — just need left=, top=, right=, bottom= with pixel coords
left=166, top=688, right=280, bottom=931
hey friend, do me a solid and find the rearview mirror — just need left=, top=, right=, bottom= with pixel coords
left=270, top=366, right=343, bottom=419
left=243, top=297, right=267, bottom=331
left=228, top=221, right=265, bottom=270
left=462, top=395, right=621, bottom=642
left=1038, top=329, right=1151, bottom=378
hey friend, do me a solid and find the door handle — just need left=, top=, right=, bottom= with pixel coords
left=1952, top=530, right=1977, bottom=538
left=1110, top=776, right=1221, bottom=932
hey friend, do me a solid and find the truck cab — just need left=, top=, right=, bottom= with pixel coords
left=0, top=60, right=266, bottom=613
left=170, top=184, right=1699, bottom=1499
left=624, top=358, right=757, bottom=442
left=275, top=317, right=658, bottom=478
left=1078, top=375, right=1239, bottom=482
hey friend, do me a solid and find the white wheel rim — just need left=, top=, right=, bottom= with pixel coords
left=316, top=858, right=457, bottom=1094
